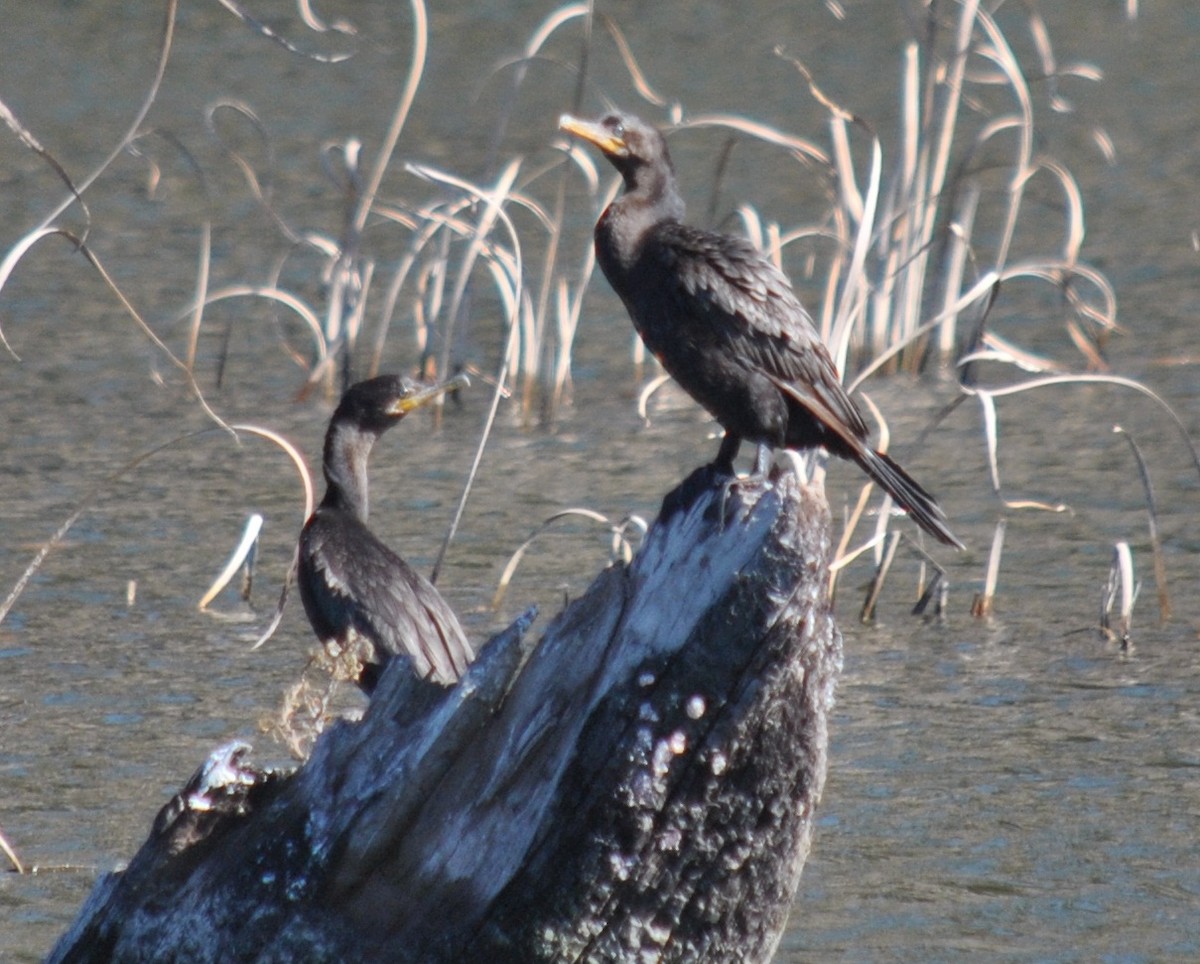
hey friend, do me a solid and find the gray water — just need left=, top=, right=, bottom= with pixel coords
left=2, top=3, right=1199, bottom=960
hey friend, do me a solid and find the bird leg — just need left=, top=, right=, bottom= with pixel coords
left=660, top=433, right=743, bottom=524
left=713, top=432, right=742, bottom=476
left=751, top=443, right=774, bottom=478
left=709, top=434, right=753, bottom=530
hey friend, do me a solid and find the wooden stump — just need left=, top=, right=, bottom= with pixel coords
left=49, top=464, right=842, bottom=963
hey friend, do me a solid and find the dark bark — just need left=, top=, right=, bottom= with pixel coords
left=49, top=465, right=842, bottom=963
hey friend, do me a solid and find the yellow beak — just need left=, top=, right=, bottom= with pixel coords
left=559, top=114, right=626, bottom=156
left=389, top=373, right=471, bottom=415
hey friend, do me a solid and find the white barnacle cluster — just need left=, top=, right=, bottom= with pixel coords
left=642, top=914, right=673, bottom=951
left=657, top=826, right=682, bottom=853
left=607, top=850, right=637, bottom=882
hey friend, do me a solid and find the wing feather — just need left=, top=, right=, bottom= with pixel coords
left=300, top=511, right=473, bottom=685
left=641, top=223, right=869, bottom=440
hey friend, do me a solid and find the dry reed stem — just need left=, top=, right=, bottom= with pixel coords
left=197, top=513, right=264, bottom=612
left=1113, top=426, right=1171, bottom=624
left=216, top=0, right=353, bottom=62
left=1100, top=541, right=1136, bottom=652
left=491, top=508, right=645, bottom=610
left=0, top=825, right=24, bottom=875
left=860, top=530, right=902, bottom=623
left=971, top=517, right=1006, bottom=619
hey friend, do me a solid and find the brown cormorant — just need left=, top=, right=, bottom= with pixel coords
left=560, top=112, right=962, bottom=548
left=298, top=374, right=473, bottom=693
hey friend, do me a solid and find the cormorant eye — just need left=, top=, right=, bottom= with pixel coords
left=602, top=114, right=625, bottom=139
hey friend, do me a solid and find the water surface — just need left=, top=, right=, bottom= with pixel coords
left=1, top=3, right=1198, bottom=960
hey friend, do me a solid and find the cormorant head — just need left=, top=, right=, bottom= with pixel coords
left=331, top=373, right=469, bottom=437
left=560, top=113, right=677, bottom=196
left=317, top=372, right=470, bottom=518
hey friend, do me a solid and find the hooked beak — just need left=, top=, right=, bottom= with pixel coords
left=389, top=373, right=471, bottom=416
left=559, top=114, right=626, bottom=157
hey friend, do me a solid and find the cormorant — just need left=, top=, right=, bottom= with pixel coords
left=560, top=112, right=962, bottom=548
left=297, top=374, right=473, bottom=694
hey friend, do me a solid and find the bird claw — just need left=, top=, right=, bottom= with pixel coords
left=694, top=460, right=745, bottom=530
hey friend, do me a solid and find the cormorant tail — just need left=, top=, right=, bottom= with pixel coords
left=854, top=447, right=964, bottom=549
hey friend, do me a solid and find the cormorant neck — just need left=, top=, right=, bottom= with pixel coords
left=601, top=161, right=685, bottom=269
left=621, top=158, right=685, bottom=224
left=321, top=421, right=377, bottom=521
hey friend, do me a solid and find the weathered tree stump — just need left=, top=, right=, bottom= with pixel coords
left=49, top=464, right=842, bottom=963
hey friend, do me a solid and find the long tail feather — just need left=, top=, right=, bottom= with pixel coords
left=854, top=447, right=964, bottom=548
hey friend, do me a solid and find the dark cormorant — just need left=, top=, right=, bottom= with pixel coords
left=298, top=374, right=473, bottom=694
left=560, top=112, right=962, bottom=548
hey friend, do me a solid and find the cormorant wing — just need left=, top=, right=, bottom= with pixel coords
left=302, top=512, right=472, bottom=685
left=349, top=540, right=471, bottom=685
left=651, top=223, right=871, bottom=441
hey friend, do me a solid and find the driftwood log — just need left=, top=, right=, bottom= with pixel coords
left=49, top=464, right=842, bottom=963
